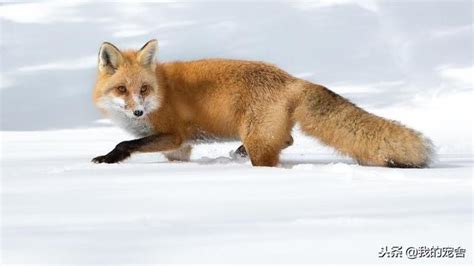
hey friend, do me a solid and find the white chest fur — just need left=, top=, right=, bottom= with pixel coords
left=108, top=110, right=155, bottom=137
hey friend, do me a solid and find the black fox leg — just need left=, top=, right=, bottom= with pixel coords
left=235, top=135, right=294, bottom=157
left=92, top=133, right=182, bottom=164
left=235, top=145, right=248, bottom=157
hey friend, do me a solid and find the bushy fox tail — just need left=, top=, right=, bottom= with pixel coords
left=293, top=81, right=434, bottom=168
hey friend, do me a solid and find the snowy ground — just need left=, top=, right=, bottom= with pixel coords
left=1, top=0, right=473, bottom=264
left=1, top=122, right=472, bottom=264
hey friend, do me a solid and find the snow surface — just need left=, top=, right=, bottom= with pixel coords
left=1, top=125, right=472, bottom=264
left=1, top=0, right=473, bottom=264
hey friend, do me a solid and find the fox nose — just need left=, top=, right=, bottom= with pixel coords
left=133, top=110, right=144, bottom=117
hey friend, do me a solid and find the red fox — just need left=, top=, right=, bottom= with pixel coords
left=92, top=40, right=433, bottom=167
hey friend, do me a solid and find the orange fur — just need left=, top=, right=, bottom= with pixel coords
left=93, top=40, right=433, bottom=167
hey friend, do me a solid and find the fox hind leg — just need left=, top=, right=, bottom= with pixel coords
left=240, top=105, right=293, bottom=167
left=235, top=135, right=294, bottom=158
left=234, top=144, right=248, bottom=157
left=243, top=137, right=281, bottom=166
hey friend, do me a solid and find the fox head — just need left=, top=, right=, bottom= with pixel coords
left=93, top=40, right=162, bottom=119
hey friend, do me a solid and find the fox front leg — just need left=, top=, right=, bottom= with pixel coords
left=92, top=133, right=182, bottom=164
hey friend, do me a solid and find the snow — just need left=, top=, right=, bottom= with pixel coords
left=1, top=0, right=473, bottom=264
left=1, top=124, right=472, bottom=264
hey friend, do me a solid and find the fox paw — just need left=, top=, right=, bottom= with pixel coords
left=229, top=145, right=248, bottom=160
left=235, top=145, right=248, bottom=157
left=91, top=151, right=130, bottom=164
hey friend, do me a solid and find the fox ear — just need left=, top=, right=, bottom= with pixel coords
left=98, top=42, right=123, bottom=74
left=137, top=39, right=158, bottom=68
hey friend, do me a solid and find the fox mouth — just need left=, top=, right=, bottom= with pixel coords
left=124, top=111, right=146, bottom=120
left=98, top=95, right=159, bottom=120
left=132, top=114, right=147, bottom=120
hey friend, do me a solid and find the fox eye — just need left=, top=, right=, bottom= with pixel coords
left=140, top=85, right=149, bottom=93
left=117, top=86, right=127, bottom=93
